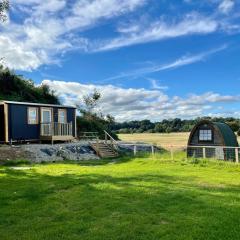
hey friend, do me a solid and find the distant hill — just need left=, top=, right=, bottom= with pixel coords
left=0, top=65, right=59, bottom=104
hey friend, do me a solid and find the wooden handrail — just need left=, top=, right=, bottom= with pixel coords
left=79, top=132, right=99, bottom=139
left=104, top=130, right=119, bottom=150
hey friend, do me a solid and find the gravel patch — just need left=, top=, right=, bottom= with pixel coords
left=21, top=141, right=99, bottom=162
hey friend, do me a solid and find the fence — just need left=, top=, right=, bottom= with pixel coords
left=187, top=145, right=239, bottom=163
left=119, top=143, right=240, bottom=163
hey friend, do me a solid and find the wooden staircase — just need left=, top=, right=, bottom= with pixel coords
left=90, top=131, right=119, bottom=158
left=90, top=141, right=119, bottom=158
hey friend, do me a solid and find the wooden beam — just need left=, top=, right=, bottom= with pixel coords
left=4, top=103, right=9, bottom=143
left=40, top=135, right=74, bottom=141
left=75, top=109, right=77, bottom=138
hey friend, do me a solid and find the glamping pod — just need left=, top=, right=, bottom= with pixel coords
left=187, top=120, right=239, bottom=161
left=0, top=101, right=77, bottom=144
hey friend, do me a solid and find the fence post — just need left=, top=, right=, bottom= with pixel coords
left=235, top=148, right=239, bottom=163
left=134, top=145, right=137, bottom=156
left=203, top=147, right=206, bottom=159
left=151, top=145, right=155, bottom=156
left=96, top=138, right=100, bottom=157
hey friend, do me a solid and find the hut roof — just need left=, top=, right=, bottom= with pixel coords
left=213, top=122, right=238, bottom=147
left=188, top=120, right=238, bottom=147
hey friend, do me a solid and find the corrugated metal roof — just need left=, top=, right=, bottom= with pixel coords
left=0, top=100, right=76, bottom=109
left=213, top=122, right=238, bottom=147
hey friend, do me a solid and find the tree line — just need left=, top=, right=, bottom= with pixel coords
left=110, top=118, right=240, bottom=134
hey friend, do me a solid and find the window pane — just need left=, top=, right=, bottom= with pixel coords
left=28, top=108, right=38, bottom=124
left=59, top=110, right=66, bottom=123
left=42, top=110, right=51, bottom=123
left=199, top=129, right=212, bottom=141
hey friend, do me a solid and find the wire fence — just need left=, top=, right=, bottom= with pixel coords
left=120, top=143, right=240, bottom=163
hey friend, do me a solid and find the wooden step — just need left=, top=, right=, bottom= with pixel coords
left=90, top=142, right=119, bottom=158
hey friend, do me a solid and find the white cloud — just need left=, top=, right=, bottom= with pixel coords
left=0, top=36, right=48, bottom=71
left=0, top=1, right=238, bottom=71
left=66, top=0, right=146, bottom=31
left=93, top=13, right=219, bottom=51
left=218, top=0, right=235, bottom=14
left=148, top=78, right=168, bottom=90
left=42, top=80, right=240, bottom=121
left=104, top=45, right=227, bottom=81
left=0, top=0, right=146, bottom=71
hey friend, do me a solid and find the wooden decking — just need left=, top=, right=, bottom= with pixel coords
left=40, top=122, right=74, bottom=143
left=40, top=135, right=75, bottom=141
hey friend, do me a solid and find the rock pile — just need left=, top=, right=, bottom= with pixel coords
left=22, top=142, right=99, bottom=162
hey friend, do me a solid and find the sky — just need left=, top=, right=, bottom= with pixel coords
left=0, top=0, right=240, bottom=122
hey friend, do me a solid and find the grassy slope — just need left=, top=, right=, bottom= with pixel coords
left=118, top=133, right=240, bottom=149
left=1, top=156, right=240, bottom=240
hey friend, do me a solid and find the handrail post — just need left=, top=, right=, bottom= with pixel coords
left=96, top=138, right=100, bottom=157
left=105, top=131, right=108, bottom=144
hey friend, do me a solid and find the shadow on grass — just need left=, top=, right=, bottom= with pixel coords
left=1, top=165, right=240, bottom=240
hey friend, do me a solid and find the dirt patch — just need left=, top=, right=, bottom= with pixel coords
left=0, top=145, right=33, bottom=163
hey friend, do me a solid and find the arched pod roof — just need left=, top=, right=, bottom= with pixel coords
left=188, top=120, right=238, bottom=147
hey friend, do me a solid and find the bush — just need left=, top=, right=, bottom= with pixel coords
left=237, top=129, right=240, bottom=136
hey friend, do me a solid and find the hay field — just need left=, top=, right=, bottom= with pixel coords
left=118, top=132, right=190, bottom=149
left=119, top=132, right=240, bottom=149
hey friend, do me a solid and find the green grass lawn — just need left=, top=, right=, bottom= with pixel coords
left=1, top=155, right=240, bottom=240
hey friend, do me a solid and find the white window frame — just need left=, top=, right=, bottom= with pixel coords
left=58, top=109, right=67, bottom=123
left=199, top=129, right=212, bottom=142
left=28, top=107, right=38, bottom=125
left=41, top=108, right=52, bottom=123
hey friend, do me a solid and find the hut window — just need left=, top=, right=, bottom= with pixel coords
left=58, top=109, right=67, bottom=123
left=199, top=129, right=212, bottom=141
left=28, top=107, right=38, bottom=124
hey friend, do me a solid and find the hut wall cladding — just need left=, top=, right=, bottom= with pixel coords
left=8, top=104, right=40, bottom=141
left=190, top=125, right=223, bottom=145
left=8, top=104, right=76, bottom=141
left=0, top=105, right=5, bottom=141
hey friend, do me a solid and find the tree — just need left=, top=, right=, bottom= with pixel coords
left=237, top=128, right=240, bottom=137
left=0, top=0, right=9, bottom=22
left=226, top=121, right=239, bottom=132
left=77, top=90, right=118, bottom=139
left=0, top=0, right=9, bottom=63
left=0, top=65, right=60, bottom=104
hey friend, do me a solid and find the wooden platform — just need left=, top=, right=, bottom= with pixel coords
left=40, top=135, right=75, bottom=142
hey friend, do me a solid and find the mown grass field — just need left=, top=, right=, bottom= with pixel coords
left=118, top=133, right=240, bottom=149
left=1, top=154, right=240, bottom=240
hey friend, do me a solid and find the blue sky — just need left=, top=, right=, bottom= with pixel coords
left=0, top=0, right=240, bottom=121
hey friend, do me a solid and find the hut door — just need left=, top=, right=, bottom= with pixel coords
left=41, top=108, right=52, bottom=123
left=0, top=105, right=5, bottom=142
